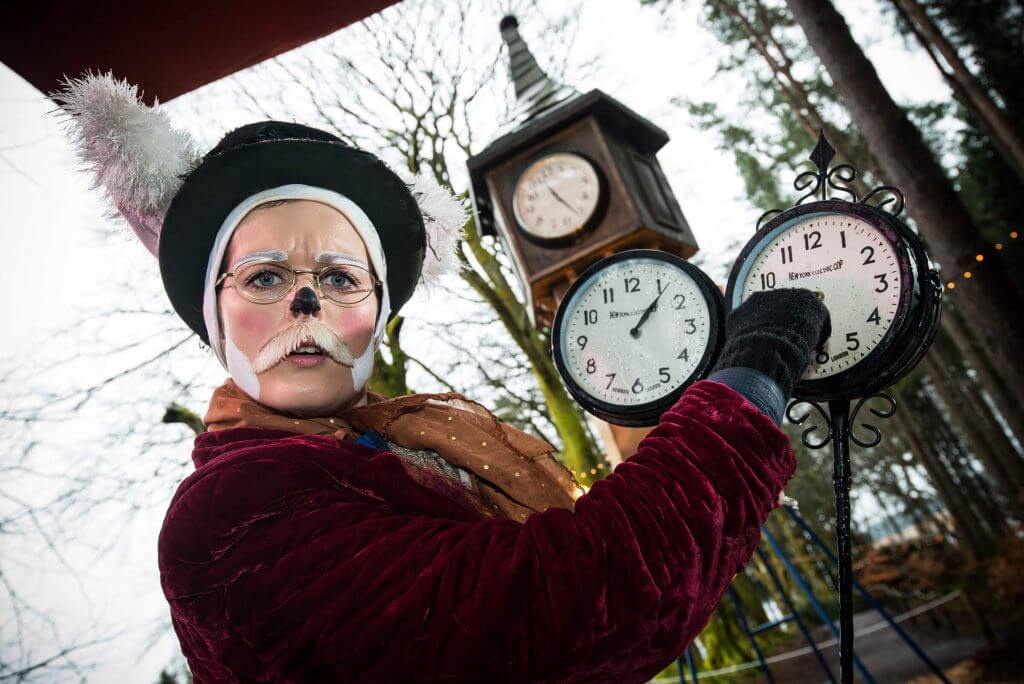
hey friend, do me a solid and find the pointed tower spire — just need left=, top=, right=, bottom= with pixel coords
left=497, top=15, right=578, bottom=134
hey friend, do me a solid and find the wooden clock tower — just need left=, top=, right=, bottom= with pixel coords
left=467, top=16, right=700, bottom=332
left=466, top=15, right=702, bottom=461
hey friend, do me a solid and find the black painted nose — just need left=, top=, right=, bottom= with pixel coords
left=290, top=286, right=321, bottom=316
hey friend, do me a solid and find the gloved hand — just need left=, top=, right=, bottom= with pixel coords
left=710, top=288, right=831, bottom=399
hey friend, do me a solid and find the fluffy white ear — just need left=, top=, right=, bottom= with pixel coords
left=394, top=167, right=468, bottom=289
left=51, top=71, right=201, bottom=256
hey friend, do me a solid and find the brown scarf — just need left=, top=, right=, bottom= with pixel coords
left=202, top=379, right=583, bottom=522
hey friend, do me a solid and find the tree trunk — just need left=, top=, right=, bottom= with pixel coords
left=891, top=384, right=991, bottom=556
left=925, top=379, right=1010, bottom=540
left=920, top=352, right=1023, bottom=519
left=941, top=301, right=1024, bottom=449
left=714, top=0, right=874, bottom=197
left=897, top=461, right=953, bottom=538
left=889, top=0, right=1024, bottom=185
left=370, top=316, right=411, bottom=397
left=459, top=215, right=602, bottom=477
left=784, top=0, right=1024, bottom=408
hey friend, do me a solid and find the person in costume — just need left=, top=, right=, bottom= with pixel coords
left=56, top=73, right=830, bottom=683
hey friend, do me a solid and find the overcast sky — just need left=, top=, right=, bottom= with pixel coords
left=0, top=1, right=947, bottom=680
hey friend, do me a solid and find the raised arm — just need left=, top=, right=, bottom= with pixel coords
left=158, top=379, right=795, bottom=683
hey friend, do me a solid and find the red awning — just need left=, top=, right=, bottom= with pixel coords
left=2, top=0, right=398, bottom=104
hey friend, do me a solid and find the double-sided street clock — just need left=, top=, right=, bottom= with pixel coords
left=726, top=134, right=942, bottom=402
left=551, top=249, right=724, bottom=427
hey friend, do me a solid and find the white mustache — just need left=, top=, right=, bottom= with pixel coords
left=252, top=319, right=355, bottom=373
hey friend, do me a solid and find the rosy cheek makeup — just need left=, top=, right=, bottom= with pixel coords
left=330, top=302, right=376, bottom=340
left=220, top=298, right=279, bottom=357
left=237, top=308, right=278, bottom=341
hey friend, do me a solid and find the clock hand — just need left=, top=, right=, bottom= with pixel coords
left=630, top=290, right=666, bottom=338
left=546, top=184, right=582, bottom=216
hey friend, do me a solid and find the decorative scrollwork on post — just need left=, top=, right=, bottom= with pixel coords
left=785, top=399, right=833, bottom=449
left=786, top=130, right=909, bottom=215
left=848, top=391, right=896, bottom=448
left=756, top=208, right=784, bottom=231
left=859, top=186, right=906, bottom=217
left=826, top=164, right=858, bottom=202
left=794, top=169, right=824, bottom=206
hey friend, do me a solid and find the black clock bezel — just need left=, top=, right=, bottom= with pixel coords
left=551, top=248, right=725, bottom=427
left=511, top=150, right=609, bottom=249
left=725, top=199, right=936, bottom=401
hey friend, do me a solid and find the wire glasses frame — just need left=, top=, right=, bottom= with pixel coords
left=215, top=261, right=382, bottom=306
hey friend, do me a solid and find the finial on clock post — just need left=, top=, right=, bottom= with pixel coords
left=809, top=129, right=837, bottom=202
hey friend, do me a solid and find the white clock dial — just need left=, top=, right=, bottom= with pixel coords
left=739, top=213, right=903, bottom=380
left=513, top=152, right=601, bottom=240
left=560, top=256, right=710, bottom=406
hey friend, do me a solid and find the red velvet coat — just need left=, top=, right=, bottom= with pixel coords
left=158, top=379, right=796, bottom=683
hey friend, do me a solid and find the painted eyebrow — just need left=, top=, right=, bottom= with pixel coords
left=230, top=250, right=288, bottom=271
left=315, top=251, right=368, bottom=267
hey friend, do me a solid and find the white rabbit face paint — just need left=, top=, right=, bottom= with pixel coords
left=214, top=198, right=384, bottom=416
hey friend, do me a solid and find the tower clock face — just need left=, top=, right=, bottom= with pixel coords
left=734, top=211, right=904, bottom=380
left=512, top=152, right=602, bottom=242
left=552, top=250, right=724, bottom=425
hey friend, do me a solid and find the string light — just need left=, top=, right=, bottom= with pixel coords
left=943, top=228, right=1020, bottom=293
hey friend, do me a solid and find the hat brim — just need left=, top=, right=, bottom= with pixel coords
left=158, top=139, right=425, bottom=345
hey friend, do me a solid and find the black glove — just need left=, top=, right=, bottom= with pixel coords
left=710, top=288, right=831, bottom=399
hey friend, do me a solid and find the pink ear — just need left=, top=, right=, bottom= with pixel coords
left=51, top=71, right=199, bottom=258
left=117, top=203, right=163, bottom=257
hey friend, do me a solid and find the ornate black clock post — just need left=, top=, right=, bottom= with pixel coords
left=726, top=131, right=944, bottom=683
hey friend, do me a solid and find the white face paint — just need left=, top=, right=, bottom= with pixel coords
left=222, top=313, right=261, bottom=399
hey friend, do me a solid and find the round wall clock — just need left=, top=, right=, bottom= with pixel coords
left=551, top=249, right=725, bottom=426
left=512, top=151, right=605, bottom=245
left=726, top=195, right=942, bottom=403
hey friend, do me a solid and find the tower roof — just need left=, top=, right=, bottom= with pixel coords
left=496, top=15, right=580, bottom=137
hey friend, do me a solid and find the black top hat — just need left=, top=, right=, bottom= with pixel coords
left=158, top=121, right=425, bottom=346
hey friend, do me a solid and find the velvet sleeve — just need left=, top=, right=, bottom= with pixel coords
left=158, top=379, right=796, bottom=683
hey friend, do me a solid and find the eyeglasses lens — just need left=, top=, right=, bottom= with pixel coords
left=234, top=262, right=374, bottom=304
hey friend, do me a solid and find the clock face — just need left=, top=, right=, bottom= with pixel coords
left=558, top=255, right=712, bottom=408
left=735, top=211, right=904, bottom=380
left=512, top=152, right=601, bottom=241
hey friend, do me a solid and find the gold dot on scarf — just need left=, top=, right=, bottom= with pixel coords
left=591, top=468, right=597, bottom=475
left=483, top=464, right=489, bottom=470
left=329, top=419, right=335, bottom=424
left=447, top=416, right=453, bottom=421
left=520, top=513, right=526, bottom=519
left=420, top=430, right=426, bottom=435
left=514, top=472, right=520, bottom=477
left=293, top=420, right=300, bottom=425
left=541, top=483, right=545, bottom=487
left=451, top=435, right=457, bottom=440
left=481, top=441, right=487, bottom=446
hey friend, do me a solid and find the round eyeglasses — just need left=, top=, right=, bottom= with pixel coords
left=215, top=261, right=382, bottom=306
